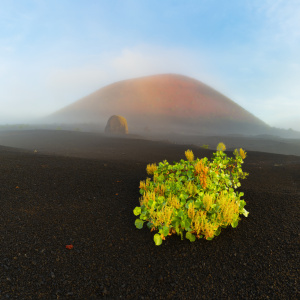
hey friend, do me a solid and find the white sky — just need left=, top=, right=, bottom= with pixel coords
left=0, top=0, right=300, bottom=130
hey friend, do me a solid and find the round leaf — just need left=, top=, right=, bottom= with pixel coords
left=186, top=232, right=196, bottom=242
left=133, top=207, right=141, bottom=216
left=135, top=219, right=144, bottom=229
left=154, top=234, right=162, bottom=246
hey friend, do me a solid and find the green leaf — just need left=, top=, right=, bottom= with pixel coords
left=239, top=200, right=246, bottom=209
left=135, top=219, right=144, bottom=229
left=172, top=216, right=181, bottom=222
left=187, top=170, right=193, bottom=178
left=162, top=226, right=169, bottom=237
left=133, top=207, right=141, bottom=216
left=214, top=227, right=221, bottom=236
left=157, top=196, right=165, bottom=203
left=171, top=220, right=180, bottom=229
left=186, top=232, right=196, bottom=242
left=180, top=231, right=184, bottom=240
left=242, top=208, right=249, bottom=217
left=231, top=220, right=239, bottom=228
left=194, top=201, right=202, bottom=209
left=140, top=213, right=148, bottom=221
left=177, top=210, right=184, bottom=218
left=154, top=234, right=162, bottom=246
left=148, top=200, right=154, bottom=207
left=184, top=219, right=191, bottom=229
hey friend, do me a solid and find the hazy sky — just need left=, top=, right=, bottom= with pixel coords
left=1, top=0, right=300, bottom=130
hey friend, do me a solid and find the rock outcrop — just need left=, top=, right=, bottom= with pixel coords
left=105, top=115, right=128, bottom=134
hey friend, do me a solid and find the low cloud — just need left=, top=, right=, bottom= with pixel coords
left=111, top=46, right=210, bottom=80
left=45, top=45, right=221, bottom=110
left=4, top=45, right=220, bottom=121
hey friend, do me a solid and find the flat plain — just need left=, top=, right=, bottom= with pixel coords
left=0, top=130, right=299, bottom=299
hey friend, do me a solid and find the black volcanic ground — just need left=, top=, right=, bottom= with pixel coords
left=1, top=129, right=300, bottom=156
left=0, top=130, right=299, bottom=299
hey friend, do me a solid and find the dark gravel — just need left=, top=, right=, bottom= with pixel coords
left=0, top=131, right=299, bottom=299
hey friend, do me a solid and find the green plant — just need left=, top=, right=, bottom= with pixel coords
left=200, top=144, right=209, bottom=149
left=133, top=143, right=249, bottom=246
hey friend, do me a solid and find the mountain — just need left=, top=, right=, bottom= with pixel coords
left=48, top=74, right=270, bottom=135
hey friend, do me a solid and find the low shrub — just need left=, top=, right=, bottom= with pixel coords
left=133, top=143, right=249, bottom=246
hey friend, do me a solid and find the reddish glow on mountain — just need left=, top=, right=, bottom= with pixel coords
left=52, top=74, right=267, bottom=132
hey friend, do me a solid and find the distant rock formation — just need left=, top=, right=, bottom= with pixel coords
left=105, top=115, right=128, bottom=134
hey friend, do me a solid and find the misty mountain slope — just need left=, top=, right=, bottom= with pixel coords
left=48, top=74, right=270, bottom=135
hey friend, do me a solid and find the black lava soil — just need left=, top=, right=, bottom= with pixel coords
left=0, top=131, right=299, bottom=299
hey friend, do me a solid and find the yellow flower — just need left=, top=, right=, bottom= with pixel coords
left=239, top=148, right=247, bottom=159
left=168, top=194, right=181, bottom=209
left=194, top=160, right=209, bottom=189
left=216, top=192, right=239, bottom=225
left=140, top=191, right=156, bottom=208
left=187, top=202, right=196, bottom=219
left=185, top=149, right=194, bottom=162
left=216, top=142, right=226, bottom=151
left=139, top=178, right=151, bottom=191
left=234, top=148, right=247, bottom=159
left=154, top=183, right=166, bottom=196
left=203, top=193, right=214, bottom=211
left=192, top=211, right=207, bottom=236
left=203, top=221, right=219, bottom=239
left=146, top=163, right=157, bottom=175
left=186, top=181, right=196, bottom=195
